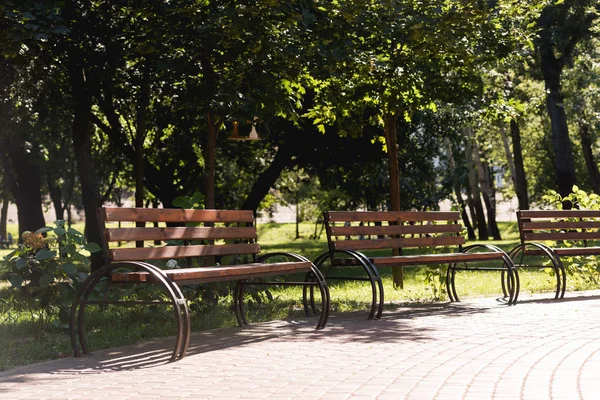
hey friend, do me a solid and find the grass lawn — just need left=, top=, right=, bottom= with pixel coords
left=1, top=220, right=599, bottom=372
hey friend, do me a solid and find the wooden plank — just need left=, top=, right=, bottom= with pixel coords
left=524, top=232, right=600, bottom=241
left=111, top=262, right=312, bottom=283
left=330, top=223, right=462, bottom=237
left=100, top=207, right=255, bottom=223
left=108, top=243, right=260, bottom=261
left=523, top=247, right=600, bottom=257
left=326, top=211, right=460, bottom=223
left=518, top=210, right=600, bottom=219
left=370, top=251, right=502, bottom=266
left=521, top=221, right=600, bottom=230
left=332, top=235, right=464, bottom=251
left=106, top=226, right=257, bottom=242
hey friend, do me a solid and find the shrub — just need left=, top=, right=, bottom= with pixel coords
left=1, top=220, right=101, bottom=327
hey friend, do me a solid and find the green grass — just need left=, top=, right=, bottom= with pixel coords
left=1, top=220, right=599, bottom=372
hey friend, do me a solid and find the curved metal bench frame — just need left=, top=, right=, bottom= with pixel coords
left=69, top=261, right=190, bottom=362
left=70, top=255, right=331, bottom=362
left=507, top=242, right=565, bottom=299
left=446, top=244, right=520, bottom=306
left=234, top=252, right=331, bottom=329
left=311, top=249, right=384, bottom=320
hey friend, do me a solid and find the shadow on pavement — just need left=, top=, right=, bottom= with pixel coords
left=0, top=299, right=501, bottom=382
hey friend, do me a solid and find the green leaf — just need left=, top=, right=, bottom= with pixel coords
left=36, top=250, right=56, bottom=261
left=172, top=196, right=192, bottom=208
left=78, top=272, right=89, bottom=283
left=62, top=262, right=78, bottom=276
left=39, top=273, right=54, bottom=288
left=84, top=242, right=102, bottom=253
left=54, top=227, right=66, bottom=236
left=15, top=258, right=28, bottom=270
left=63, top=244, right=77, bottom=255
left=35, top=226, right=53, bottom=234
left=55, top=220, right=65, bottom=228
left=67, top=228, right=84, bottom=236
left=9, top=275, right=24, bottom=288
left=74, top=252, right=91, bottom=266
left=3, top=250, right=17, bottom=262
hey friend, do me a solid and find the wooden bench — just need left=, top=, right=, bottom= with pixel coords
left=70, top=207, right=330, bottom=361
left=511, top=210, right=600, bottom=299
left=317, top=211, right=519, bottom=319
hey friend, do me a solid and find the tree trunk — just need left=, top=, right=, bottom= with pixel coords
left=483, top=163, right=501, bottom=240
left=67, top=45, right=104, bottom=271
left=384, top=112, right=403, bottom=289
left=241, top=142, right=295, bottom=212
left=470, top=132, right=500, bottom=240
left=0, top=198, right=7, bottom=241
left=295, top=191, right=300, bottom=239
left=464, top=128, right=488, bottom=240
left=135, top=69, right=150, bottom=247
left=1, top=140, right=46, bottom=236
left=47, top=173, right=65, bottom=221
left=204, top=111, right=217, bottom=209
left=509, top=119, right=529, bottom=210
left=465, top=190, right=478, bottom=232
left=578, top=121, right=600, bottom=194
left=540, top=42, right=576, bottom=200
left=1, top=169, right=10, bottom=240
left=446, top=141, right=475, bottom=240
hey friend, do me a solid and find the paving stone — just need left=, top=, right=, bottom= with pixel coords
left=2, top=291, right=600, bottom=399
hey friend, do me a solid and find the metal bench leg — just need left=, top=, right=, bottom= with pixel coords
left=69, top=261, right=190, bottom=362
left=234, top=280, right=249, bottom=326
left=509, top=243, right=563, bottom=300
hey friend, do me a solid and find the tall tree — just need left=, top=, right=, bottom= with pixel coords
left=536, top=1, right=599, bottom=199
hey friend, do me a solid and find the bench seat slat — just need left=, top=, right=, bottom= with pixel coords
left=101, top=207, right=254, bottom=223
left=106, top=227, right=257, bottom=242
left=333, top=235, right=464, bottom=251
left=331, top=251, right=503, bottom=267
left=108, top=243, right=260, bottom=262
left=330, top=224, right=462, bottom=237
left=369, top=252, right=502, bottom=266
left=521, top=221, right=600, bottom=230
left=524, top=232, right=600, bottom=242
left=523, top=247, right=600, bottom=257
left=111, top=261, right=312, bottom=284
left=327, top=211, right=460, bottom=223
left=518, top=210, right=600, bottom=219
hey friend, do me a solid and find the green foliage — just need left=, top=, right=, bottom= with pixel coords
left=541, top=185, right=600, bottom=285
left=1, top=220, right=101, bottom=327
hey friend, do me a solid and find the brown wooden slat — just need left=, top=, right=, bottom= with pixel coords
left=524, top=232, right=600, bottom=241
left=370, top=251, right=503, bottom=266
left=111, top=262, right=312, bottom=284
left=524, top=247, right=600, bottom=257
left=326, top=211, right=460, bottom=223
left=330, top=223, right=462, bottom=237
left=333, top=235, right=464, bottom=251
left=521, top=221, right=600, bottom=230
left=100, top=207, right=255, bottom=223
left=108, top=243, right=260, bottom=261
left=518, top=210, right=600, bottom=219
left=106, top=226, right=257, bottom=242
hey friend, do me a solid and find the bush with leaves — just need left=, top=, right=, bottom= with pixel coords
left=1, top=220, right=102, bottom=325
left=541, top=185, right=600, bottom=286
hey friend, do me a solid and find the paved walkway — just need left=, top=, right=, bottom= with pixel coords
left=2, top=291, right=600, bottom=399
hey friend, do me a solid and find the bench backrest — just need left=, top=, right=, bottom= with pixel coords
left=98, top=207, right=258, bottom=265
left=517, top=210, right=600, bottom=246
left=324, top=211, right=464, bottom=253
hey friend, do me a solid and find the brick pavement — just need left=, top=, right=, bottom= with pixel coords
left=1, top=291, right=600, bottom=399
